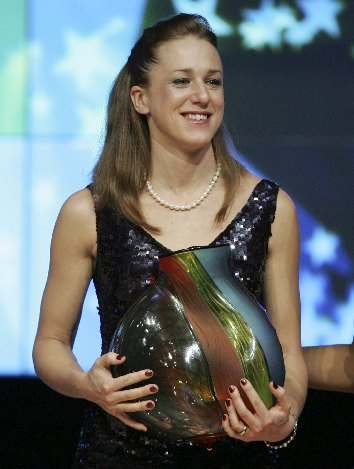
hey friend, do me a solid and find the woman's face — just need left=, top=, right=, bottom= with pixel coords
left=131, top=36, right=224, bottom=154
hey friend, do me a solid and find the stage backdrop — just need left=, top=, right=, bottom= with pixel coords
left=1, top=0, right=353, bottom=375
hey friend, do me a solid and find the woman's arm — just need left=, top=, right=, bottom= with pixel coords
left=32, top=188, right=158, bottom=431
left=32, top=188, right=97, bottom=398
left=264, top=189, right=308, bottom=420
left=303, top=343, right=354, bottom=393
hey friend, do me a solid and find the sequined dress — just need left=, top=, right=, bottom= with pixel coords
left=73, top=178, right=281, bottom=468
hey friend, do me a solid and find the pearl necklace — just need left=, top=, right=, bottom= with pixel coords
left=146, top=163, right=221, bottom=211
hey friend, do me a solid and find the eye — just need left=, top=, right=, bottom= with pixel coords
left=206, top=78, right=222, bottom=87
left=172, top=78, right=190, bottom=86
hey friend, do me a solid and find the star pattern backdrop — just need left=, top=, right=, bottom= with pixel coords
left=1, top=0, right=353, bottom=375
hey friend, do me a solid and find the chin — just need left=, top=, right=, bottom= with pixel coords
left=180, top=140, right=214, bottom=154
left=179, top=133, right=216, bottom=151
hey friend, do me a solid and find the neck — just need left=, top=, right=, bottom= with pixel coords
left=149, top=139, right=217, bottom=195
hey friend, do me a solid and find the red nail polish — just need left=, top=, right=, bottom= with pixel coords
left=149, top=385, right=158, bottom=393
left=273, top=382, right=279, bottom=389
left=240, top=378, right=247, bottom=386
left=225, top=398, right=231, bottom=407
left=116, top=354, right=123, bottom=360
left=228, top=385, right=235, bottom=393
left=146, top=401, right=154, bottom=409
left=222, top=414, right=227, bottom=421
left=145, top=370, right=153, bottom=377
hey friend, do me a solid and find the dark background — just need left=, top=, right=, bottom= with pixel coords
left=1, top=378, right=354, bottom=468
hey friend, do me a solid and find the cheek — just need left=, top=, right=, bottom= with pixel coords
left=164, top=88, right=189, bottom=107
left=214, top=90, right=224, bottom=108
left=152, top=89, right=182, bottom=113
left=212, top=93, right=224, bottom=121
left=216, top=96, right=225, bottom=121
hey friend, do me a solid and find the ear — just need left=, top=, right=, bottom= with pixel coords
left=130, top=85, right=150, bottom=115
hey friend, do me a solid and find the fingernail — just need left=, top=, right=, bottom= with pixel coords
left=240, top=378, right=247, bottom=386
left=228, top=385, right=236, bottom=393
left=149, top=385, right=158, bottom=393
left=145, top=370, right=153, bottom=377
left=146, top=401, right=154, bottom=409
left=222, top=414, right=227, bottom=421
left=273, top=382, right=279, bottom=389
left=225, top=398, right=231, bottom=407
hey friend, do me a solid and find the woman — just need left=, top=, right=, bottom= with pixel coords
left=32, top=14, right=307, bottom=468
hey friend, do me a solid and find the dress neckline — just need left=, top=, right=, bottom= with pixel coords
left=132, top=178, right=267, bottom=254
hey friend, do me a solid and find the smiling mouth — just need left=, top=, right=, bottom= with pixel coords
left=181, top=112, right=211, bottom=122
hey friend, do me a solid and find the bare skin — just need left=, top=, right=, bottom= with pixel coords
left=33, top=36, right=307, bottom=441
left=304, top=344, right=354, bottom=393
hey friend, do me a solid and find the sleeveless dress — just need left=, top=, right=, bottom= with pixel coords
left=73, top=178, right=282, bottom=468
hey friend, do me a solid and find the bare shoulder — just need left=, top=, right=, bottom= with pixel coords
left=269, top=187, right=299, bottom=254
left=60, top=187, right=95, bottom=219
left=274, top=188, right=297, bottom=223
left=54, top=187, right=96, bottom=258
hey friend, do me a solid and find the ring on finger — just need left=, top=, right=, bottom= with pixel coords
left=238, top=425, right=248, bottom=437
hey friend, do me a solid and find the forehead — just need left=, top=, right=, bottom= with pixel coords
left=153, top=36, right=222, bottom=73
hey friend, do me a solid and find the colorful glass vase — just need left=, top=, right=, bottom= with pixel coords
left=109, top=245, right=285, bottom=443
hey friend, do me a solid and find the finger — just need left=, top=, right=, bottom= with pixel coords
left=114, top=369, right=155, bottom=390
left=239, top=378, right=268, bottom=419
left=228, top=385, right=261, bottom=432
left=111, top=383, right=159, bottom=404
left=99, top=352, right=126, bottom=368
left=222, top=413, right=238, bottom=439
left=116, top=398, right=156, bottom=414
left=115, top=411, right=148, bottom=432
left=224, top=399, right=247, bottom=434
left=222, top=413, right=253, bottom=441
left=269, top=382, right=291, bottom=412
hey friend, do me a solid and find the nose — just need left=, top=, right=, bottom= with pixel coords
left=190, top=81, right=209, bottom=105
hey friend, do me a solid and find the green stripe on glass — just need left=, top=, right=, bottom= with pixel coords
left=175, top=250, right=273, bottom=408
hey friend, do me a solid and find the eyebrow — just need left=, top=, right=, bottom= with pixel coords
left=173, top=68, right=222, bottom=74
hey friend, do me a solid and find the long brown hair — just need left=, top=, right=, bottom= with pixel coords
left=93, top=13, right=240, bottom=233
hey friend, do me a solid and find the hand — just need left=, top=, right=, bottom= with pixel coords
left=222, top=379, right=295, bottom=443
left=82, top=352, right=158, bottom=432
